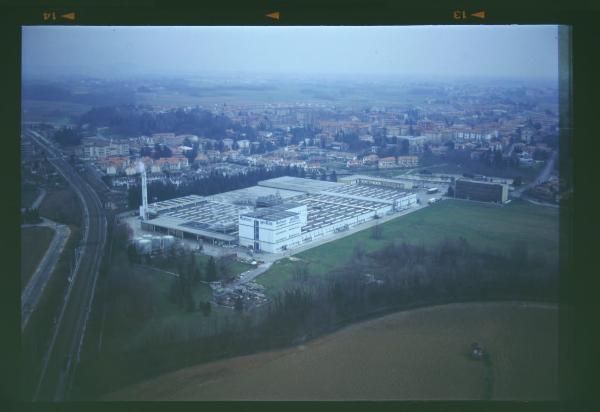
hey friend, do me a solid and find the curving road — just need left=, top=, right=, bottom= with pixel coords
left=30, top=187, right=47, bottom=210
left=512, top=150, right=558, bottom=198
left=25, top=129, right=107, bottom=401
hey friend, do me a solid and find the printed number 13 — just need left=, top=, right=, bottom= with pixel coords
left=453, top=10, right=467, bottom=20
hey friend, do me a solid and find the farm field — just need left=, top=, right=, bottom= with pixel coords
left=38, top=188, right=82, bottom=226
left=105, top=301, right=558, bottom=400
left=257, top=199, right=559, bottom=295
left=20, top=226, right=55, bottom=290
left=131, top=82, right=434, bottom=108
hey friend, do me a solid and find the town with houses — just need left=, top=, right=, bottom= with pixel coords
left=22, top=90, right=561, bottom=199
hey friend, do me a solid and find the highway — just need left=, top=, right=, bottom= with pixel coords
left=25, top=128, right=108, bottom=401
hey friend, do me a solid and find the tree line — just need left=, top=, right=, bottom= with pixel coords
left=127, top=165, right=305, bottom=208
left=53, top=126, right=82, bottom=146
left=77, top=105, right=257, bottom=139
left=257, top=238, right=556, bottom=345
left=139, top=143, right=173, bottom=159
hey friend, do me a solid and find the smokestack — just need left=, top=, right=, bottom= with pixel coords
left=138, top=161, right=148, bottom=220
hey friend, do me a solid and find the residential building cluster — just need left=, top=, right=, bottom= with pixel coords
left=69, top=83, right=557, bottom=194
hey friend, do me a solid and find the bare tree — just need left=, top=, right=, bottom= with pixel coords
left=293, top=261, right=310, bottom=282
left=352, top=242, right=366, bottom=261
left=371, top=223, right=383, bottom=240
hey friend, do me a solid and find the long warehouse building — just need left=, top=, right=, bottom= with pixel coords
left=140, top=176, right=417, bottom=253
left=454, top=178, right=508, bottom=203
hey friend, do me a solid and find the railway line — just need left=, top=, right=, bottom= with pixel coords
left=26, top=128, right=107, bottom=401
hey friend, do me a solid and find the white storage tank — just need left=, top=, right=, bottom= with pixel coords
left=133, top=237, right=143, bottom=251
left=137, top=239, right=152, bottom=254
left=151, top=235, right=162, bottom=250
left=162, top=235, right=175, bottom=249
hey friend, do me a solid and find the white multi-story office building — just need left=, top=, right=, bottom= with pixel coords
left=239, top=203, right=308, bottom=253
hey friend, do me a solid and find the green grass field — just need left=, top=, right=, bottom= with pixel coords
left=257, top=199, right=559, bottom=295
left=109, top=265, right=212, bottom=352
left=102, top=259, right=252, bottom=354
left=194, top=254, right=254, bottom=278
left=38, top=188, right=82, bottom=226
left=20, top=226, right=55, bottom=290
left=107, top=302, right=558, bottom=400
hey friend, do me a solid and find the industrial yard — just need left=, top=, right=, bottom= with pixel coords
left=127, top=175, right=418, bottom=256
left=122, top=173, right=536, bottom=308
left=120, top=174, right=422, bottom=309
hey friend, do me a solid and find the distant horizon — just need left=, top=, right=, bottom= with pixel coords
left=22, top=69, right=558, bottom=84
left=22, top=26, right=561, bottom=83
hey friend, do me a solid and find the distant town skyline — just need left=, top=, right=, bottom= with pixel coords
left=22, top=26, right=560, bottom=81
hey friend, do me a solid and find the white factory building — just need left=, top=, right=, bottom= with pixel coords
left=239, top=202, right=308, bottom=253
left=138, top=176, right=417, bottom=253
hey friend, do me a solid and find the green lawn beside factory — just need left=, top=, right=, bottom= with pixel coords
left=99, top=253, right=254, bottom=354
left=256, top=199, right=559, bottom=295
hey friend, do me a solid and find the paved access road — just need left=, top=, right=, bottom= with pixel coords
left=233, top=262, right=274, bottom=286
left=30, top=188, right=47, bottom=210
left=512, top=150, right=557, bottom=198
left=26, top=129, right=107, bottom=401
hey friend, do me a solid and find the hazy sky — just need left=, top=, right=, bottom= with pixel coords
left=22, top=26, right=560, bottom=80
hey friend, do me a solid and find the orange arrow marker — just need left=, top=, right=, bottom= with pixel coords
left=471, top=11, right=485, bottom=19
left=266, top=11, right=280, bottom=20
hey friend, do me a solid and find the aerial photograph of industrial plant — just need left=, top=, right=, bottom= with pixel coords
left=20, top=25, right=567, bottom=401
